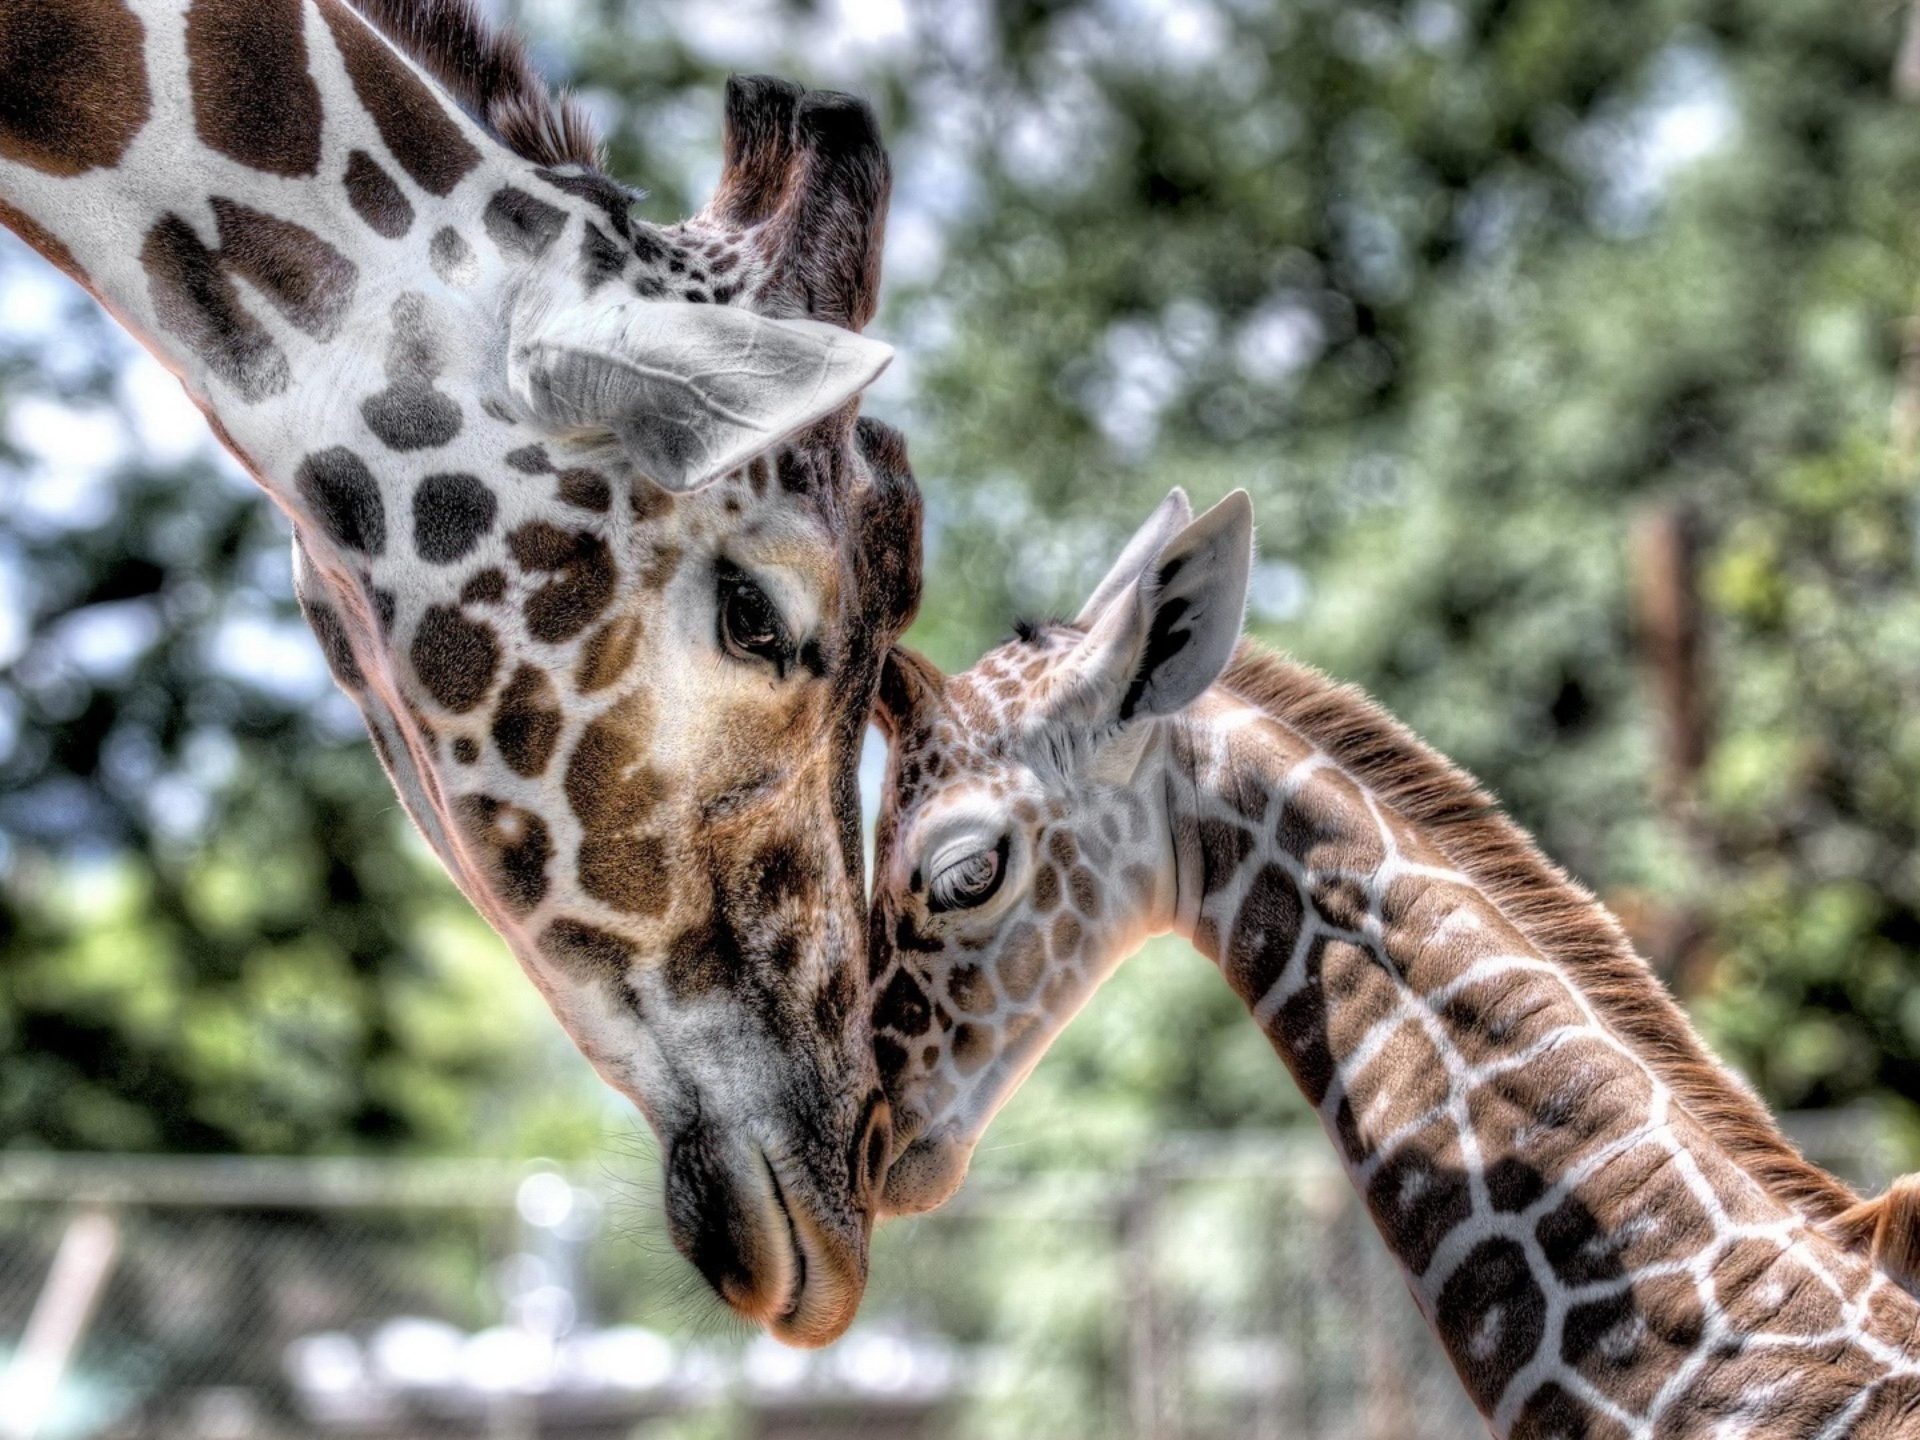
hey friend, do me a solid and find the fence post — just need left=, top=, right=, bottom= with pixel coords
left=1120, top=1163, right=1170, bottom=1440
left=0, top=1206, right=122, bottom=1440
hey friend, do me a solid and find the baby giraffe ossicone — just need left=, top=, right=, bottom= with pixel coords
left=870, top=488, right=1920, bottom=1437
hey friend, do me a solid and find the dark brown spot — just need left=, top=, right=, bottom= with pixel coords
left=428, top=226, right=476, bottom=285
left=1435, top=1237, right=1545, bottom=1414
left=142, top=214, right=287, bottom=402
left=997, top=924, right=1044, bottom=1001
left=557, top=468, right=611, bottom=512
left=1033, top=864, right=1061, bottom=914
left=876, top=967, right=932, bottom=1037
left=576, top=615, right=643, bottom=694
left=295, top=448, right=386, bottom=554
left=578, top=831, right=671, bottom=917
left=301, top=596, right=363, bottom=689
left=1050, top=914, right=1082, bottom=955
left=538, top=917, right=636, bottom=987
left=319, top=0, right=480, bottom=196
left=455, top=794, right=550, bottom=917
left=0, top=0, right=150, bottom=176
left=188, top=0, right=320, bottom=177
left=1222, top=864, right=1302, bottom=1006
left=953, top=1023, right=993, bottom=1075
left=211, top=198, right=357, bottom=338
left=565, top=692, right=663, bottom=833
left=490, top=665, right=562, bottom=778
left=483, top=186, right=567, bottom=258
left=343, top=149, right=414, bottom=237
left=580, top=220, right=625, bottom=291
left=452, top=736, right=479, bottom=764
left=949, top=964, right=995, bottom=1016
left=508, top=522, right=616, bottom=643
left=1068, top=866, right=1100, bottom=917
left=411, top=605, right=499, bottom=713
left=460, top=567, right=507, bottom=605
left=413, top=472, right=496, bottom=563
left=504, top=444, right=552, bottom=474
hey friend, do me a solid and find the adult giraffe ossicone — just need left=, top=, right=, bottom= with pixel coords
left=0, top=0, right=923, bottom=1344
left=869, top=489, right=1920, bottom=1432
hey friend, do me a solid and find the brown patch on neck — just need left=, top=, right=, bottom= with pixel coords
left=1217, top=644, right=1859, bottom=1226
left=337, top=0, right=599, bottom=170
left=0, top=0, right=151, bottom=176
left=187, top=0, right=323, bottom=177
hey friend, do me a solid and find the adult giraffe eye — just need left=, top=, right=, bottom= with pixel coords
left=928, top=836, right=1010, bottom=915
left=716, top=560, right=794, bottom=676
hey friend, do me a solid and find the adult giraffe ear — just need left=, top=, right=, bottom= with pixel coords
left=508, top=299, right=893, bottom=493
left=1065, top=489, right=1254, bottom=725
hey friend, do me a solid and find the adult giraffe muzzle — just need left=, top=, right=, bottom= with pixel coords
left=0, top=0, right=920, bottom=1344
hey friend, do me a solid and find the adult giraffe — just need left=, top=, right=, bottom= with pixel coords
left=867, top=489, right=1920, bottom=1432
left=0, top=0, right=922, bottom=1344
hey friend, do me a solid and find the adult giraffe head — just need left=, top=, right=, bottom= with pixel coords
left=0, top=0, right=920, bottom=1342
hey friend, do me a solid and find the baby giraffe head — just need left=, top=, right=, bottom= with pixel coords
left=869, top=489, right=1254, bottom=1214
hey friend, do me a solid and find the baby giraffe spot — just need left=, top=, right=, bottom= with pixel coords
left=952, top=1023, right=993, bottom=1076
left=187, top=0, right=321, bottom=177
left=537, top=916, right=638, bottom=992
left=639, top=544, right=682, bottom=591
left=411, top=605, right=499, bottom=714
left=295, top=448, right=386, bottom=555
left=1046, top=831, right=1078, bottom=868
left=452, top=737, right=479, bottom=765
left=0, top=0, right=151, bottom=176
left=1050, top=914, right=1083, bottom=956
left=509, top=523, right=616, bottom=643
left=576, top=615, right=644, bottom=695
left=1068, top=866, right=1101, bottom=918
left=454, top=793, right=551, bottom=917
left=630, top=483, right=672, bottom=526
left=483, top=186, right=567, bottom=259
left=949, top=964, right=997, bottom=1017
left=1223, top=864, right=1303, bottom=1006
left=997, top=925, right=1045, bottom=1002
left=1033, top=864, right=1061, bottom=915
left=490, top=665, right=563, bottom=778
left=876, top=967, right=933, bottom=1037
left=343, top=149, right=414, bottom=238
left=1436, top=1237, right=1546, bottom=1414
left=412, top=473, right=497, bottom=563
left=318, top=0, right=479, bottom=196
left=429, top=227, right=478, bottom=286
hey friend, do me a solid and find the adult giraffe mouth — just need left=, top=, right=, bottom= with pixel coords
left=763, top=1153, right=810, bottom=1329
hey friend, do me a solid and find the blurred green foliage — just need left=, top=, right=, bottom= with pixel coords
left=1, top=0, right=1918, bottom=1185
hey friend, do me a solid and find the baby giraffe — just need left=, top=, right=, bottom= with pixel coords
left=870, top=488, right=1920, bottom=1437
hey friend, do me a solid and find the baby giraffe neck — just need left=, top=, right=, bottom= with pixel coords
left=1160, top=661, right=1920, bottom=1438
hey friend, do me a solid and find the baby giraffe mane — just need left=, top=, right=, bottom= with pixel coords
left=345, top=0, right=602, bottom=171
left=1216, top=642, right=1861, bottom=1228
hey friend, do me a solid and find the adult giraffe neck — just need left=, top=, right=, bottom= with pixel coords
left=0, top=0, right=533, bottom=441
left=1161, top=651, right=1920, bottom=1436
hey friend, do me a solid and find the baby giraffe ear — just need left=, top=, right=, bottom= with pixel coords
left=509, top=299, right=893, bottom=492
left=1069, top=489, right=1254, bottom=725
left=1075, top=487, right=1194, bottom=627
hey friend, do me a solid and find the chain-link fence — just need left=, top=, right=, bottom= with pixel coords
left=3, top=1116, right=1886, bottom=1440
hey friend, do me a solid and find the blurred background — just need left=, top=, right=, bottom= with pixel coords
left=2, top=0, right=1918, bottom=1435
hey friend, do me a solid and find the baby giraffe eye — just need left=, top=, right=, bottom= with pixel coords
left=928, top=836, right=1011, bottom=914
left=716, top=559, right=794, bottom=676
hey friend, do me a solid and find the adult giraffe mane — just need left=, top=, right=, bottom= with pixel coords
left=343, top=0, right=601, bottom=171
left=1214, top=642, right=1862, bottom=1228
